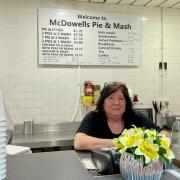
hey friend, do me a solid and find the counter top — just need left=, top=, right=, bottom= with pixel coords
left=7, top=150, right=180, bottom=180
left=7, top=150, right=93, bottom=180
left=12, top=122, right=80, bottom=148
left=7, top=150, right=122, bottom=180
left=12, top=129, right=76, bottom=148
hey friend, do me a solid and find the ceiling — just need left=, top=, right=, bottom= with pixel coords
left=74, top=0, right=180, bottom=9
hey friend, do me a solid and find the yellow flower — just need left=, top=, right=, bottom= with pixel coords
left=160, top=137, right=175, bottom=160
left=135, top=140, right=159, bottom=164
left=121, top=128, right=134, bottom=136
left=113, top=126, right=175, bottom=166
left=160, top=137, right=170, bottom=148
left=133, top=126, right=144, bottom=134
left=163, top=147, right=175, bottom=160
left=125, top=135, right=142, bottom=148
left=144, top=129, right=157, bottom=138
left=113, top=138, right=124, bottom=149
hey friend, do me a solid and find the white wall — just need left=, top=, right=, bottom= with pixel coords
left=0, top=0, right=180, bottom=124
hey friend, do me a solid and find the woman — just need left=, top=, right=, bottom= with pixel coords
left=74, top=82, right=169, bottom=150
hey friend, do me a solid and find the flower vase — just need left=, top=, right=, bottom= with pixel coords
left=119, top=153, right=164, bottom=180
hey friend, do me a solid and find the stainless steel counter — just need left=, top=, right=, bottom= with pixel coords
left=7, top=150, right=93, bottom=180
left=7, top=150, right=180, bottom=180
left=7, top=150, right=124, bottom=180
left=12, top=130, right=76, bottom=148
left=11, top=122, right=80, bottom=149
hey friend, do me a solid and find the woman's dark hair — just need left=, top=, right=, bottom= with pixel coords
left=95, top=82, right=133, bottom=122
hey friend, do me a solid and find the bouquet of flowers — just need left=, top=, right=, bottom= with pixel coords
left=113, top=126, right=175, bottom=166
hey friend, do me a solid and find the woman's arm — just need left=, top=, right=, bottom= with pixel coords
left=74, top=133, right=114, bottom=150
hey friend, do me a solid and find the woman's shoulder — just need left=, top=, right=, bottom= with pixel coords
left=86, top=111, right=98, bottom=117
left=84, top=111, right=105, bottom=122
left=86, top=111, right=103, bottom=119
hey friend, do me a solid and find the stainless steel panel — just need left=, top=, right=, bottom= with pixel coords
left=12, top=122, right=81, bottom=149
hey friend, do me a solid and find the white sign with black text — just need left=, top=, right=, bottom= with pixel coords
left=38, top=8, right=141, bottom=66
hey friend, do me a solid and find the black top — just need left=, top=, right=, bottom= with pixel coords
left=76, top=111, right=161, bottom=139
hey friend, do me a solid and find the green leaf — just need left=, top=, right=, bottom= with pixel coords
left=159, top=155, right=170, bottom=164
left=154, top=135, right=161, bottom=145
left=144, top=133, right=148, bottom=138
left=158, top=147, right=166, bottom=155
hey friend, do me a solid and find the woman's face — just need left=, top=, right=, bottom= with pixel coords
left=104, top=90, right=126, bottom=118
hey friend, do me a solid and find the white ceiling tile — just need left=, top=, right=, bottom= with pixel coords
left=90, top=0, right=104, bottom=2
left=75, top=0, right=89, bottom=2
left=74, top=0, right=180, bottom=9
left=159, top=0, right=180, bottom=7
left=105, top=0, right=120, bottom=4
left=172, top=1, right=180, bottom=8
left=118, top=0, right=136, bottom=5
left=132, top=0, right=152, bottom=6
left=145, top=0, right=167, bottom=7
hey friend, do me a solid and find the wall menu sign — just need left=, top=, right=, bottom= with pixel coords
left=38, top=8, right=141, bottom=66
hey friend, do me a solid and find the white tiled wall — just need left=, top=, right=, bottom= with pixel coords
left=0, top=0, right=180, bottom=124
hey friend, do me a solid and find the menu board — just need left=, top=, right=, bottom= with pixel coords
left=38, top=8, right=141, bottom=66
